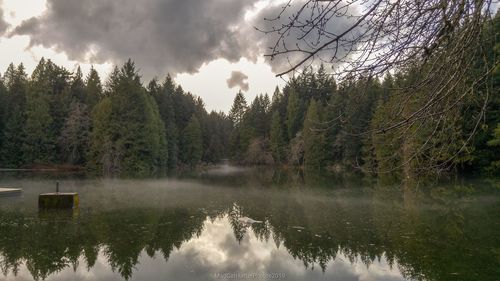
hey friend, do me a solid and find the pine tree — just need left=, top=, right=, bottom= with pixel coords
left=85, top=66, right=102, bottom=109
left=286, top=87, right=302, bottom=139
left=71, top=66, right=86, bottom=102
left=303, top=99, right=326, bottom=169
left=89, top=60, right=167, bottom=175
left=59, top=102, right=91, bottom=165
left=0, top=64, right=28, bottom=167
left=23, top=60, right=56, bottom=164
left=270, top=111, right=286, bottom=164
left=181, top=115, right=202, bottom=167
left=158, top=75, right=179, bottom=170
left=229, top=91, right=247, bottom=128
left=0, top=75, right=6, bottom=159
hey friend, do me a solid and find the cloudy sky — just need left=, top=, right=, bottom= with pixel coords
left=0, top=0, right=292, bottom=112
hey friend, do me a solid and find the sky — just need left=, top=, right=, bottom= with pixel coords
left=2, top=1, right=497, bottom=112
left=0, top=0, right=290, bottom=112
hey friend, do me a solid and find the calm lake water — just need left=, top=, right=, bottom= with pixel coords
left=0, top=167, right=499, bottom=281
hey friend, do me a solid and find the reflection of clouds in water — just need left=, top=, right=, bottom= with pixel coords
left=3, top=217, right=408, bottom=281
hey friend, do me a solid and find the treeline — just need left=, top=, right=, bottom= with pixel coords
left=0, top=59, right=231, bottom=175
left=228, top=14, right=500, bottom=177
left=0, top=16, right=498, bottom=177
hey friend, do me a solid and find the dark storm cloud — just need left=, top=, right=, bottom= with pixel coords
left=11, top=0, right=259, bottom=78
left=226, top=70, right=249, bottom=92
left=0, top=0, right=9, bottom=35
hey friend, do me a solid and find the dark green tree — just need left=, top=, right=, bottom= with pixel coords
left=286, top=87, right=303, bottom=139
left=270, top=111, right=286, bottom=164
left=229, top=91, right=247, bottom=127
left=85, top=66, right=102, bottom=109
left=303, top=99, right=326, bottom=169
left=0, top=64, right=28, bottom=167
left=23, top=59, right=57, bottom=164
left=181, top=115, right=203, bottom=167
left=59, top=102, right=91, bottom=165
left=89, top=60, right=167, bottom=175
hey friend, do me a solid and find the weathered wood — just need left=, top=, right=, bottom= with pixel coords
left=38, top=193, right=79, bottom=209
left=0, top=188, right=22, bottom=196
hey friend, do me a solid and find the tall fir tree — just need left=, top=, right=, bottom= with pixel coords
left=270, top=111, right=286, bottom=164
left=286, top=87, right=302, bottom=140
left=181, top=115, right=203, bottom=167
left=23, top=59, right=56, bottom=164
left=89, top=60, right=167, bottom=175
left=0, top=64, right=28, bottom=167
left=85, top=66, right=102, bottom=109
left=303, top=99, right=326, bottom=169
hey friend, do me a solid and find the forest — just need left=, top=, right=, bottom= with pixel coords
left=0, top=15, right=498, bottom=178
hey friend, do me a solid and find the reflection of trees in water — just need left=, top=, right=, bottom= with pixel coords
left=0, top=208, right=207, bottom=280
left=0, top=177, right=498, bottom=281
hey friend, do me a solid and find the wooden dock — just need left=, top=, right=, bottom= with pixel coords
left=39, top=192, right=79, bottom=209
left=0, top=188, right=22, bottom=196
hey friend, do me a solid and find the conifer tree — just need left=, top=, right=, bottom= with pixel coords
left=270, top=111, right=286, bottom=164
left=23, top=59, right=56, bottom=164
left=229, top=91, right=247, bottom=128
left=303, top=99, right=325, bottom=169
left=0, top=64, right=28, bottom=167
left=181, top=115, right=202, bottom=167
left=85, top=66, right=102, bottom=109
left=286, top=87, right=302, bottom=139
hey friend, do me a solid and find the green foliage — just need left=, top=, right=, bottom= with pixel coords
left=487, top=123, right=500, bottom=172
left=0, top=64, right=28, bottom=167
left=303, top=100, right=326, bottom=169
left=23, top=60, right=57, bottom=164
left=181, top=115, right=202, bottom=167
left=0, top=11, right=497, bottom=180
left=229, top=91, right=247, bottom=127
left=85, top=66, right=102, bottom=109
left=286, top=87, right=303, bottom=140
left=59, top=102, right=90, bottom=165
left=89, top=60, right=167, bottom=175
left=270, top=111, right=286, bottom=163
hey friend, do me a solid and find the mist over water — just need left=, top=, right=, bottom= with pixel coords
left=0, top=168, right=499, bottom=281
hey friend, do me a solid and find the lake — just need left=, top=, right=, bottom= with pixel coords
left=0, top=167, right=499, bottom=281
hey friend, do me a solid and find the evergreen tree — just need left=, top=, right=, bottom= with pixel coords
left=158, top=75, right=179, bottom=170
left=89, top=60, right=167, bottom=175
left=181, top=115, right=202, bottom=167
left=487, top=123, right=500, bottom=172
left=0, top=64, right=28, bottom=167
left=23, top=60, right=56, bottom=164
left=59, top=102, right=91, bottom=165
left=229, top=91, right=247, bottom=128
left=286, top=87, right=302, bottom=139
left=303, top=100, right=326, bottom=169
left=270, top=111, right=286, bottom=164
left=85, top=66, right=102, bottom=109
left=0, top=75, right=6, bottom=159
left=71, top=66, right=86, bottom=103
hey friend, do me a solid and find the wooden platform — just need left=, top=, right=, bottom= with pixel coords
left=0, top=188, right=22, bottom=196
left=39, top=192, right=79, bottom=209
